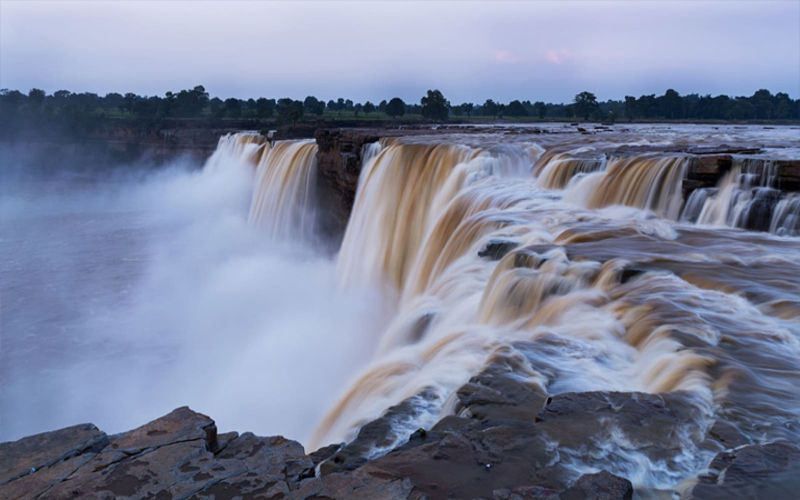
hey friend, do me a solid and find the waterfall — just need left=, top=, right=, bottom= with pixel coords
left=208, top=133, right=320, bottom=242
left=681, top=160, right=799, bottom=235
left=531, top=149, right=800, bottom=236
left=562, top=155, right=688, bottom=219
left=204, top=132, right=265, bottom=174
left=535, top=150, right=606, bottom=189
left=248, top=139, right=318, bottom=241
left=197, top=131, right=800, bottom=491
left=771, top=194, right=800, bottom=235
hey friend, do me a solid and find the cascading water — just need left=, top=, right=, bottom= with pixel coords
left=248, top=139, right=319, bottom=241
left=680, top=158, right=799, bottom=235
left=5, top=125, right=797, bottom=498
left=535, top=149, right=606, bottom=189
left=226, top=132, right=798, bottom=493
left=562, top=154, right=688, bottom=219
left=181, top=129, right=799, bottom=493
left=208, top=132, right=320, bottom=242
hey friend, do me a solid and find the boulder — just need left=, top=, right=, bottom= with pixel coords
left=687, top=440, right=800, bottom=499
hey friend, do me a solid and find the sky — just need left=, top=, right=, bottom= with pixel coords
left=1, top=0, right=798, bottom=104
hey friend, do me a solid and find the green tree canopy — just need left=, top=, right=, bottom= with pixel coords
left=533, top=101, right=546, bottom=119
left=421, top=89, right=450, bottom=121
left=386, top=97, right=406, bottom=117
left=277, top=98, right=304, bottom=124
left=506, top=100, right=527, bottom=117
left=573, top=91, right=599, bottom=120
left=482, top=99, right=499, bottom=117
left=303, top=96, right=325, bottom=116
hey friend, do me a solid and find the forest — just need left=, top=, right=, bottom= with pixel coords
left=1, top=86, right=798, bottom=139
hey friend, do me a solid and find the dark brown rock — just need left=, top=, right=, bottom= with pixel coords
left=775, top=159, right=800, bottom=191
left=688, top=440, right=800, bottom=499
left=313, top=129, right=381, bottom=247
left=319, top=388, right=442, bottom=475
left=561, top=471, right=633, bottom=500
left=0, top=423, right=108, bottom=486
left=478, top=239, right=520, bottom=260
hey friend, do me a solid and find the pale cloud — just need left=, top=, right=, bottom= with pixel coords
left=493, top=50, right=522, bottom=64
left=545, top=49, right=572, bottom=65
left=1, top=0, right=798, bottom=103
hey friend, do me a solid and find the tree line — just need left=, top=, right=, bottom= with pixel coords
left=1, top=85, right=798, bottom=137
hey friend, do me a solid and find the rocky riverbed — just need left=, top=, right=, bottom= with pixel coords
left=3, top=354, right=799, bottom=499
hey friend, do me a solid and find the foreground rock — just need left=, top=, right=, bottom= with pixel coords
left=3, top=350, right=797, bottom=499
left=1, top=405, right=632, bottom=500
left=686, top=440, right=800, bottom=499
left=0, top=407, right=412, bottom=499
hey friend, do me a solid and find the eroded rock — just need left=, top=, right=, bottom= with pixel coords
left=687, top=440, right=800, bottom=499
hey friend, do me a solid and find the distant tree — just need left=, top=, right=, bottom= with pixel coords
left=660, top=89, right=683, bottom=119
left=385, top=97, right=406, bottom=117
left=624, top=95, right=637, bottom=120
left=28, top=88, right=45, bottom=103
left=277, top=98, right=304, bottom=124
left=209, top=97, right=225, bottom=119
left=173, top=85, right=208, bottom=117
left=256, top=97, right=276, bottom=118
left=506, top=100, right=527, bottom=117
left=363, top=101, right=375, bottom=114
left=573, top=91, right=599, bottom=120
left=533, top=101, right=546, bottom=119
left=224, top=97, right=242, bottom=118
left=344, top=99, right=354, bottom=111
left=244, top=98, right=257, bottom=118
left=303, top=96, right=325, bottom=116
left=354, top=103, right=363, bottom=116
left=639, top=94, right=658, bottom=118
left=54, top=90, right=72, bottom=100
left=774, top=92, right=792, bottom=119
left=460, top=102, right=474, bottom=117
left=482, top=99, right=499, bottom=117
left=421, top=89, right=450, bottom=121
left=751, top=89, right=774, bottom=119
left=729, top=96, right=755, bottom=120
left=103, top=92, right=124, bottom=110
left=378, top=99, right=388, bottom=113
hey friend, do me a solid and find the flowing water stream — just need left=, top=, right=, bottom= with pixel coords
left=2, top=124, right=798, bottom=494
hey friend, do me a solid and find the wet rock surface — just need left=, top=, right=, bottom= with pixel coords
left=687, top=440, right=800, bottom=499
left=313, top=129, right=380, bottom=246
left=478, top=239, right=520, bottom=260
left=3, top=356, right=797, bottom=499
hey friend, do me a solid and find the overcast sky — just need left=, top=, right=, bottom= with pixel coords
left=1, top=0, right=798, bottom=103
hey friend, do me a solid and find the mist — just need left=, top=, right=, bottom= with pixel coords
left=0, top=145, right=387, bottom=444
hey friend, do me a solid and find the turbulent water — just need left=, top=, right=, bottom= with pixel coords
left=2, top=124, right=799, bottom=494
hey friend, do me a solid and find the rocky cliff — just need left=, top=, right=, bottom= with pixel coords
left=313, top=129, right=380, bottom=246
left=3, top=354, right=798, bottom=499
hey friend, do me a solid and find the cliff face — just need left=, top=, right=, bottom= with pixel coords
left=0, top=127, right=233, bottom=172
left=313, top=129, right=380, bottom=246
